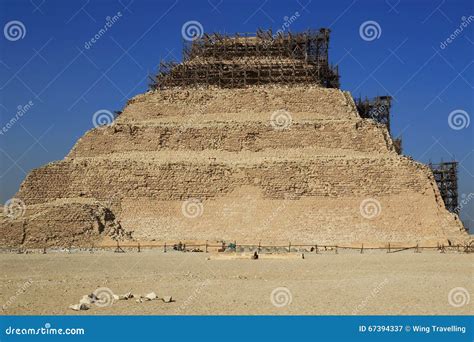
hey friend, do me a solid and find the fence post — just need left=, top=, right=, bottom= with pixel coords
left=205, top=240, right=208, bottom=253
left=288, top=242, right=291, bottom=253
left=360, top=243, right=364, bottom=254
left=387, top=243, right=390, bottom=253
left=114, top=240, right=125, bottom=253
left=315, top=244, right=318, bottom=254
left=164, top=242, right=167, bottom=253
left=138, top=242, right=141, bottom=253
left=335, top=245, right=338, bottom=254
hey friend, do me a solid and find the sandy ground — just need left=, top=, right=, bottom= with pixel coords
left=0, top=250, right=472, bottom=315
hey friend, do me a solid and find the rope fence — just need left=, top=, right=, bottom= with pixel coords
left=5, top=240, right=471, bottom=254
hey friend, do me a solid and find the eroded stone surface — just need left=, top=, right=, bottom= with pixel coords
left=0, top=86, right=468, bottom=247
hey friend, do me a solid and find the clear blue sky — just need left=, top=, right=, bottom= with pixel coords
left=0, top=0, right=473, bottom=228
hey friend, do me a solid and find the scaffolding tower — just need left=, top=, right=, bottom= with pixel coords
left=151, top=28, right=340, bottom=89
left=429, top=161, right=459, bottom=213
left=354, top=96, right=392, bottom=131
left=393, top=136, right=402, bottom=155
left=354, top=95, right=403, bottom=154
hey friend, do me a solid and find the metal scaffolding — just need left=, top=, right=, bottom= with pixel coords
left=393, top=136, right=402, bottom=155
left=151, top=28, right=340, bottom=89
left=182, top=29, right=331, bottom=62
left=354, top=95, right=403, bottom=154
left=354, top=97, right=460, bottom=213
left=354, top=96, right=392, bottom=132
left=429, top=161, right=459, bottom=213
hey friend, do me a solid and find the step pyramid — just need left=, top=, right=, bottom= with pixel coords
left=0, top=29, right=467, bottom=247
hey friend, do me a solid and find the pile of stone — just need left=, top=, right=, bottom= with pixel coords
left=69, top=290, right=173, bottom=311
left=135, top=292, right=173, bottom=303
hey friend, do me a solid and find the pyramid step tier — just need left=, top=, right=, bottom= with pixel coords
left=118, top=86, right=358, bottom=122
left=19, top=154, right=437, bottom=205
left=11, top=154, right=464, bottom=246
left=69, top=120, right=394, bottom=158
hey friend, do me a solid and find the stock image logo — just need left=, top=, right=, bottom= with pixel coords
left=84, top=11, right=123, bottom=50
left=359, top=20, right=382, bottom=41
left=448, top=287, right=470, bottom=308
left=270, top=110, right=292, bottom=130
left=448, top=109, right=470, bottom=130
left=92, top=109, right=115, bottom=128
left=270, top=287, right=292, bottom=308
left=181, top=198, right=204, bottom=218
left=181, top=20, right=204, bottom=41
left=3, top=198, right=26, bottom=219
left=359, top=198, right=382, bottom=219
left=93, top=287, right=115, bottom=307
left=4, top=20, right=26, bottom=41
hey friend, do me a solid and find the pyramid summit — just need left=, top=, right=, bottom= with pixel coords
left=0, top=29, right=468, bottom=248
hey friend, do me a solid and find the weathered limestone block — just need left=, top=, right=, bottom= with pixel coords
left=119, top=86, right=358, bottom=122
left=0, top=199, right=128, bottom=247
left=67, top=120, right=395, bottom=158
left=1, top=85, right=468, bottom=247
left=119, top=191, right=464, bottom=245
left=16, top=155, right=433, bottom=204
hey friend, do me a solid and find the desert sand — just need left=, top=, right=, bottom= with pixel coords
left=1, top=250, right=472, bottom=315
